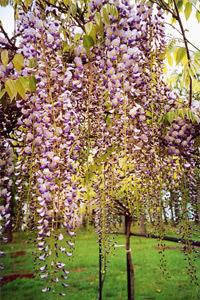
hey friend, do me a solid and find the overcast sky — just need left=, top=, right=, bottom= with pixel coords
left=165, top=10, right=200, bottom=50
left=0, top=5, right=14, bottom=37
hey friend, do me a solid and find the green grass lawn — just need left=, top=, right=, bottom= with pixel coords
left=0, top=226, right=199, bottom=300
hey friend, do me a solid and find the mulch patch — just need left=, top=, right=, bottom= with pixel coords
left=13, top=261, right=25, bottom=265
left=71, top=268, right=84, bottom=272
left=0, top=273, right=35, bottom=286
left=155, top=246, right=184, bottom=250
left=70, top=286, right=77, bottom=290
left=10, top=251, right=26, bottom=258
left=0, top=250, right=32, bottom=286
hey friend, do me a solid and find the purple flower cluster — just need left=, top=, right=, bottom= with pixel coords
left=165, top=117, right=195, bottom=155
left=8, top=4, right=83, bottom=294
left=82, top=0, right=199, bottom=264
left=0, top=141, right=14, bottom=249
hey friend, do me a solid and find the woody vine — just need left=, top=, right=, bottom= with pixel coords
left=0, top=0, right=199, bottom=299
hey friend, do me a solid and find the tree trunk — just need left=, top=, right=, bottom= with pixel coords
left=6, top=220, right=12, bottom=242
left=169, top=191, right=175, bottom=227
left=122, top=215, right=126, bottom=233
left=4, top=196, right=13, bottom=242
left=162, top=202, right=168, bottom=225
left=194, top=209, right=199, bottom=225
left=174, top=201, right=180, bottom=225
left=139, top=213, right=146, bottom=234
left=194, top=179, right=200, bottom=224
left=125, top=215, right=134, bottom=300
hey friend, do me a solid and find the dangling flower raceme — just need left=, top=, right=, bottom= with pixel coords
left=0, top=4, right=82, bottom=295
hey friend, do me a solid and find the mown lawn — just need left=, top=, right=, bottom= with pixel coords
left=0, top=226, right=199, bottom=300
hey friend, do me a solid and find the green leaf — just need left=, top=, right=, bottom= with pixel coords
left=0, top=0, right=14, bottom=7
left=187, top=0, right=197, bottom=4
left=74, top=33, right=82, bottom=42
left=187, top=60, right=200, bottom=79
left=146, top=111, right=152, bottom=118
left=63, top=0, right=69, bottom=5
left=196, top=11, right=200, bottom=23
left=194, top=51, right=200, bottom=60
left=189, top=60, right=200, bottom=78
left=194, top=135, right=200, bottom=148
left=163, top=108, right=199, bottom=126
left=176, top=0, right=183, bottom=10
left=171, top=15, right=177, bottom=25
left=12, top=53, right=24, bottom=72
left=95, top=12, right=102, bottom=26
left=95, top=12, right=104, bottom=36
left=167, top=54, right=173, bottom=67
left=182, top=65, right=190, bottom=88
left=1, top=97, right=7, bottom=110
left=83, top=35, right=94, bottom=53
left=185, top=109, right=199, bottom=122
left=106, top=3, right=118, bottom=17
left=185, top=109, right=193, bottom=122
left=70, top=3, right=77, bottom=16
left=179, top=108, right=186, bottom=120
left=109, top=4, right=118, bottom=17
left=184, top=2, right=192, bottom=20
left=85, top=22, right=96, bottom=43
left=16, top=78, right=26, bottom=99
left=5, top=79, right=17, bottom=100
left=18, top=77, right=30, bottom=91
left=106, top=3, right=111, bottom=14
left=1, top=50, right=9, bottom=68
left=167, top=39, right=177, bottom=54
left=25, top=0, right=29, bottom=9
left=63, top=42, right=71, bottom=52
left=104, top=91, right=109, bottom=100
left=29, top=76, right=37, bottom=91
left=29, top=58, right=37, bottom=68
left=166, top=110, right=175, bottom=124
left=0, top=88, right=6, bottom=99
left=85, top=22, right=93, bottom=35
left=175, top=47, right=186, bottom=65
left=101, top=7, right=110, bottom=25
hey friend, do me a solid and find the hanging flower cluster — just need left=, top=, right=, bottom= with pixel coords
left=77, top=1, right=171, bottom=208
left=74, top=0, right=199, bottom=277
left=1, top=4, right=82, bottom=296
left=0, top=142, right=14, bottom=244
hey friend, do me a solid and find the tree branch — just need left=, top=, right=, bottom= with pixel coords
left=113, top=231, right=200, bottom=247
left=0, top=23, right=18, bottom=50
left=38, top=0, right=85, bottom=31
left=191, top=2, right=200, bottom=14
left=165, top=22, right=200, bottom=52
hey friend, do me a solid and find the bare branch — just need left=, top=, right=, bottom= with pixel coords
left=165, top=22, right=200, bottom=52
left=38, top=0, right=86, bottom=31
left=0, top=23, right=18, bottom=51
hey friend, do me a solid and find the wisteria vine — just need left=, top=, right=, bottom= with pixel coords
left=0, top=0, right=199, bottom=298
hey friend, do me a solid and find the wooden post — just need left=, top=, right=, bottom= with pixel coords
left=169, top=190, right=175, bottom=227
left=125, top=215, right=134, bottom=300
